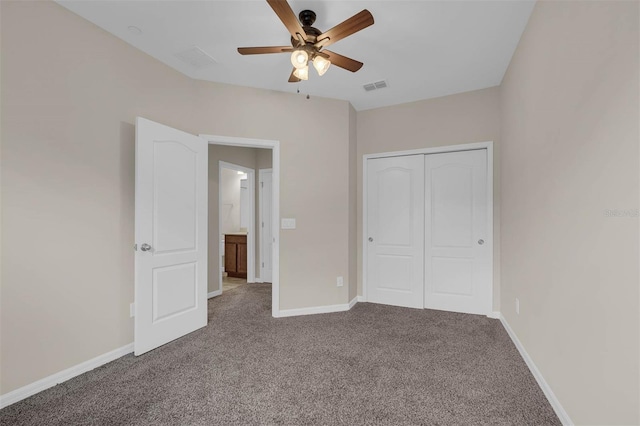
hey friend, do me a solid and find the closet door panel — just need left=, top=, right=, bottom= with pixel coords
left=424, top=149, right=490, bottom=315
left=366, top=155, right=424, bottom=309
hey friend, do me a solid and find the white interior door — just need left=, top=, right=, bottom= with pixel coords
left=135, top=117, right=208, bottom=356
left=424, top=149, right=490, bottom=315
left=259, top=169, right=273, bottom=283
left=366, top=155, right=424, bottom=309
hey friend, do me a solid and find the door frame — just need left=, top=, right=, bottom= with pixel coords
left=362, top=141, right=494, bottom=313
left=200, top=134, right=281, bottom=318
left=218, top=161, right=255, bottom=286
left=258, top=168, right=273, bottom=283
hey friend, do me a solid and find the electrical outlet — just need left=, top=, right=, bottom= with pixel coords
left=337, top=276, right=344, bottom=287
left=515, top=298, right=520, bottom=315
left=130, top=303, right=135, bottom=318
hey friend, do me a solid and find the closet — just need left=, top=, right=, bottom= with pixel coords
left=365, top=148, right=492, bottom=315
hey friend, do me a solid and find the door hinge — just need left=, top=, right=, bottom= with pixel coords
left=262, top=221, right=264, bottom=228
left=262, top=262, right=264, bottom=267
left=134, top=244, right=138, bottom=251
left=261, top=182, right=264, bottom=188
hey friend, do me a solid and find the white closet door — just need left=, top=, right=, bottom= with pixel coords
left=424, top=149, right=490, bottom=315
left=366, top=155, right=424, bottom=309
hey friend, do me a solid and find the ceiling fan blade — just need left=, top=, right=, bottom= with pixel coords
left=324, top=50, right=363, bottom=72
left=267, top=0, right=307, bottom=42
left=288, top=68, right=301, bottom=83
left=238, top=46, right=293, bottom=55
left=316, top=10, right=374, bottom=49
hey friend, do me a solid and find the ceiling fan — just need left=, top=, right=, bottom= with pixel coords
left=237, top=0, right=374, bottom=82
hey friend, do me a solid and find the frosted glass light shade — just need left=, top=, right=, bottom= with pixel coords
left=293, top=66, right=309, bottom=80
left=290, top=50, right=308, bottom=69
left=313, top=56, right=331, bottom=76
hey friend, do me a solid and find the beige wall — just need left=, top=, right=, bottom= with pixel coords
left=348, top=105, right=358, bottom=303
left=500, top=1, right=639, bottom=424
left=356, top=87, right=502, bottom=310
left=257, top=147, right=272, bottom=171
left=220, top=168, right=243, bottom=234
left=1, top=0, right=351, bottom=394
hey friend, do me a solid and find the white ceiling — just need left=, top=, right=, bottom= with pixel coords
left=56, top=0, right=535, bottom=111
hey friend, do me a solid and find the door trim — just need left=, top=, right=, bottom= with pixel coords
left=199, top=134, right=281, bottom=318
left=258, top=168, right=273, bottom=283
left=362, top=141, right=494, bottom=314
left=218, top=161, right=255, bottom=285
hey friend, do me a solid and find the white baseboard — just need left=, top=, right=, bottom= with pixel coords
left=348, top=297, right=358, bottom=309
left=357, top=295, right=366, bottom=302
left=254, top=278, right=263, bottom=283
left=208, top=290, right=222, bottom=299
left=278, top=299, right=358, bottom=318
left=0, top=343, right=134, bottom=410
left=487, top=311, right=501, bottom=319
left=499, top=315, right=573, bottom=425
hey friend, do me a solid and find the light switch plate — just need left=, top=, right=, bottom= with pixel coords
left=281, top=218, right=296, bottom=229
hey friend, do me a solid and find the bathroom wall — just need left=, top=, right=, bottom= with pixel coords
left=220, top=168, right=243, bottom=235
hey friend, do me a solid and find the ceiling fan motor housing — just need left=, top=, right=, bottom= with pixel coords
left=299, top=10, right=316, bottom=26
left=291, top=10, right=321, bottom=45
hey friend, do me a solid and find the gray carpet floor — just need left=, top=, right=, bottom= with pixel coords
left=0, top=284, right=560, bottom=425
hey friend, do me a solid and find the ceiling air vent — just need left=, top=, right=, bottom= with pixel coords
left=174, top=46, right=217, bottom=69
left=363, top=80, right=388, bottom=92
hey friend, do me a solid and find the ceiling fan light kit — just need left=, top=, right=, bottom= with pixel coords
left=293, top=66, right=309, bottom=81
left=291, top=50, right=308, bottom=69
left=238, top=0, right=374, bottom=82
left=312, top=56, right=331, bottom=76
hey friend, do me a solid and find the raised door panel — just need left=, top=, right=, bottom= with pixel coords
left=225, top=242, right=237, bottom=274
left=431, top=165, right=474, bottom=248
left=153, top=142, right=197, bottom=255
left=237, top=241, right=247, bottom=276
left=152, top=262, right=197, bottom=322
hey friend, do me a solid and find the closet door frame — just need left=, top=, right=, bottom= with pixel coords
left=362, top=141, right=495, bottom=316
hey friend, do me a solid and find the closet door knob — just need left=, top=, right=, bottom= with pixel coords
left=478, top=239, right=484, bottom=245
left=141, top=243, right=152, bottom=251
left=368, top=237, right=374, bottom=242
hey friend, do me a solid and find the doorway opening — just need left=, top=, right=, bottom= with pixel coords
left=201, top=134, right=281, bottom=317
left=219, top=162, right=254, bottom=293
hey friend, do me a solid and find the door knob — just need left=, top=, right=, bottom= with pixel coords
left=141, top=243, right=152, bottom=252
left=368, top=237, right=373, bottom=242
left=478, top=239, right=484, bottom=245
